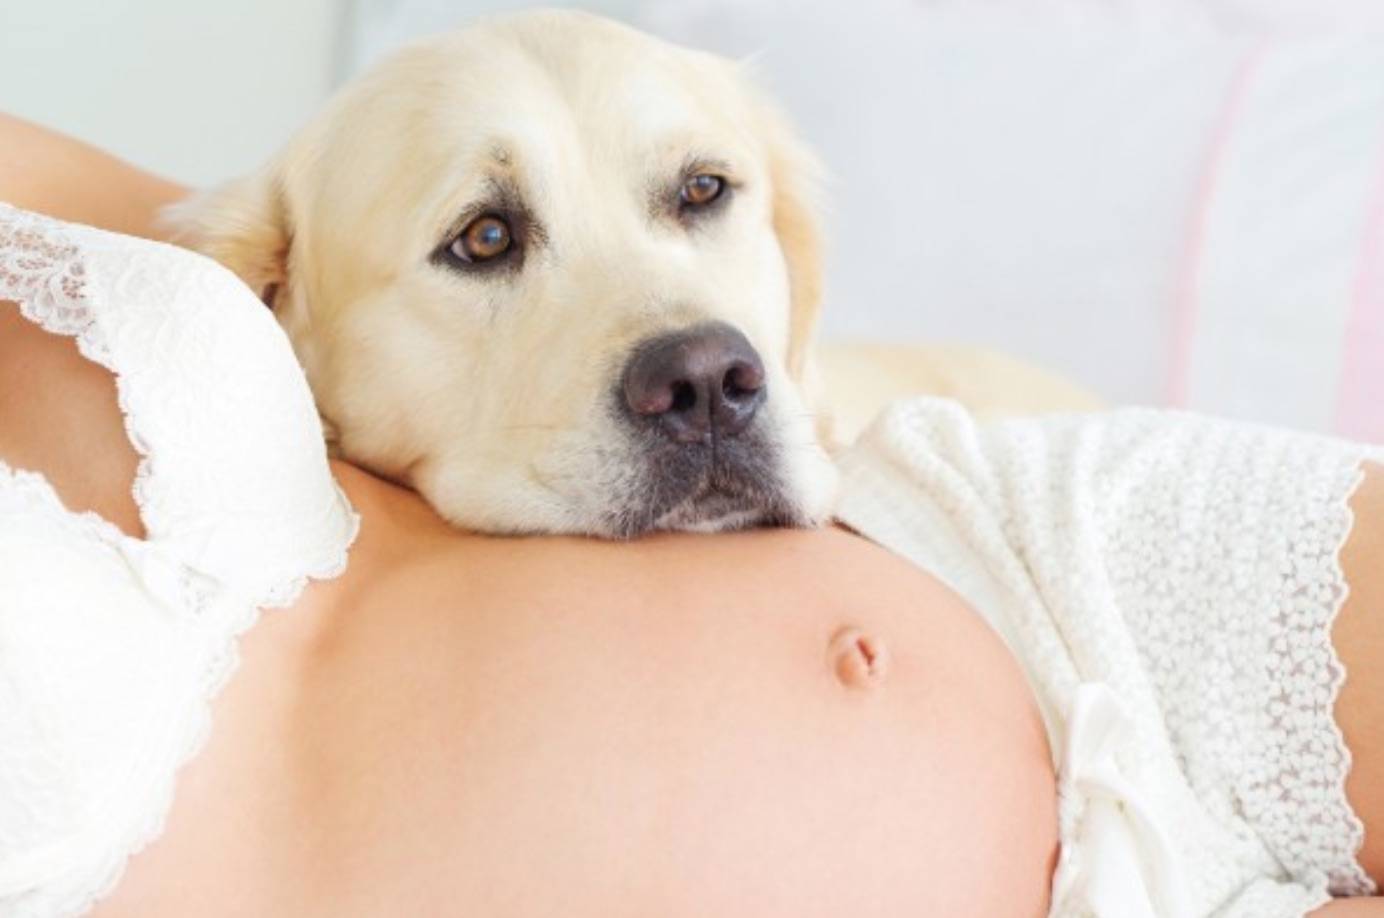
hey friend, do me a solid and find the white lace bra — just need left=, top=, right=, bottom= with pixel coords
left=0, top=204, right=357, bottom=917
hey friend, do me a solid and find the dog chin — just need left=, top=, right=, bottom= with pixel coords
left=601, top=468, right=811, bottom=538
left=581, top=422, right=841, bottom=538
left=651, top=491, right=784, bottom=535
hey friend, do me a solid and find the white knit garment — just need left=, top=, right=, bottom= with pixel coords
left=0, top=204, right=358, bottom=917
left=835, top=398, right=1380, bottom=918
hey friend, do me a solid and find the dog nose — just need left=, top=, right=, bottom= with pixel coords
left=622, top=322, right=767, bottom=442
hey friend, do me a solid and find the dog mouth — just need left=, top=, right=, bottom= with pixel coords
left=600, top=429, right=797, bottom=538
left=651, top=481, right=781, bottom=533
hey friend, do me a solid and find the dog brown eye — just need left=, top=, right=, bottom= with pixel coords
left=680, top=174, right=725, bottom=207
left=452, top=215, right=512, bottom=262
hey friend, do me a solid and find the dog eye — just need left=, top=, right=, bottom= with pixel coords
left=679, top=174, right=725, bottom=208
left=450, top=215, right=512, bottom=263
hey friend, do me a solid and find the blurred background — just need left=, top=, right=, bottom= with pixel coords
left=3, top=0, right=1383, bottom=438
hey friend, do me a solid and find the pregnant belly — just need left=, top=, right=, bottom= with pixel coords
left=96, top=478, right=1059, bottom=917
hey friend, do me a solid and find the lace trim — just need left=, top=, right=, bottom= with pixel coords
left=1100, top=420, right=1376, bottom=899
left=1280, top=462, right=1374, bottom=896
left=65, top=522, right=356, bottom=918
left=0, top=205, right=159, bottom=550
left=0, top=203, right=359, bottom=916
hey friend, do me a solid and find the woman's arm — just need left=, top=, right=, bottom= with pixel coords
left=0, top=113, right=186, bottom=238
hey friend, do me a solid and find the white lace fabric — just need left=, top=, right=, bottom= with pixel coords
left=0, top=204, right=358, bottom=917
left=835, top=399, right=1379, bottom=918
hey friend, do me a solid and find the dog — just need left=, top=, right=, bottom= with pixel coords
left=169, top=10, right=837, bottom=537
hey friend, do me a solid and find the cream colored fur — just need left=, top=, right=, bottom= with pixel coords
left=168, top=11, right=836, bottom=536
left=821, top=342, right=1104, bottom=443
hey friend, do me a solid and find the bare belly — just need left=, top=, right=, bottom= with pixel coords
left=93, top=468, right=1058, bottom=917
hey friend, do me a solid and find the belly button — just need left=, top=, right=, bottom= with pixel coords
left=827, top=626, right=890, bottom=690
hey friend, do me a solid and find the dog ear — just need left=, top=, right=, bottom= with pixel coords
left=758, top=100, right=835, bottom=445
left=161, top=167, right=291, bottom=307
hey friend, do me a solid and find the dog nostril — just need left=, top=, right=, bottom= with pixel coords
left=669, top=380, right=698, bottom=413
left=722, top=362, right=763, bottom=402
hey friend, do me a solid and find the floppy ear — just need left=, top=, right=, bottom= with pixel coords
left=161, top=167, right=291, bottom=305
left=759, top=103, right=835, bottom=445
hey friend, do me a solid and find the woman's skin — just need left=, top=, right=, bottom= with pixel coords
left=0, top=113, right=184, bottom=240
left=2, top=116, right=1381, bottom=915
left=0, top=304, right=1058, bottom=916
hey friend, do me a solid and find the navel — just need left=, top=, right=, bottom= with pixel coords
left=827, top=626, right=890, bottom=690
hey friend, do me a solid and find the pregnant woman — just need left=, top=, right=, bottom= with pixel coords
left=2, top=115, right=1383, bottom=918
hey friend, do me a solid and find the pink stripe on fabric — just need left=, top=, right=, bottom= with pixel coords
left=1165, top=43, right=1268, bottom=408
left=1336, top=145, right=1384, bottom=443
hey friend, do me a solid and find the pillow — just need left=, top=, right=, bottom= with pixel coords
left=637, top=1, right=1384, bottom=441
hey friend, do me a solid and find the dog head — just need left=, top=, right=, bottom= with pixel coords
left=170, top=11, right=837, bottom=536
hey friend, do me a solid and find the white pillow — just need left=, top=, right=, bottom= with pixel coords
left=638, top=1, right=1384, bottom=440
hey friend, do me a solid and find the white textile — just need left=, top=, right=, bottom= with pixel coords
left=836, top=399, right=1380, bottom=917
left=0, top=204, right=357, bottom=917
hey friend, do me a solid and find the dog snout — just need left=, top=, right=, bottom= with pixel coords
left=621, top=322, right=766, bottom=443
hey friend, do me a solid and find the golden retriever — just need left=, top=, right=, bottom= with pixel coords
left=169, top=9, right=837, bottom=536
